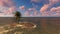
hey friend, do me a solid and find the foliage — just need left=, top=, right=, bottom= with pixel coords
left=15, top=11, right=21, bottom=24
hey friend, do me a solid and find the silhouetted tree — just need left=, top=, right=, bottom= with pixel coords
left=15, top=11, right=21, bottom=24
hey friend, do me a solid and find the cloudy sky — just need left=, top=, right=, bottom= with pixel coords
left=0, top=0, right=60, bottom=17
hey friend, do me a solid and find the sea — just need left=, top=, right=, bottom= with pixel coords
left=0, top=17, right=60, bottom=34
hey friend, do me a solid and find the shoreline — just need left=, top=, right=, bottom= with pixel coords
left=16, top=22, right=37, bottom=29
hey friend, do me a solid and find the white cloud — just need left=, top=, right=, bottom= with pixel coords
left=19, top=6, right=25, bottom=10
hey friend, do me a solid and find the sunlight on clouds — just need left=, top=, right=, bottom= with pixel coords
left=50, top=6, right=60, bottom=12
left=49, top=0, right=60, bottom=4
left=39, top=0, right=60, bottom=16
left=24, top=8, right=38, bottom=16
left=40, top=4, right=49, bottom=13
left=50, top=6, right=60, bottom=16
left=0, top=0, right=15, bottom=7
left=19, top=6, right=25, bottom=10
left=24, top=11, right=29, bottom=16
left=0, top=0, right=60, bottom=17
left=0, top=6, right=17, bottom=17
left=0, top=0, right=16, bottom=17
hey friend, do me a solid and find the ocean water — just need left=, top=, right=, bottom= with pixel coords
left=0, top=17, right=60, bottom=34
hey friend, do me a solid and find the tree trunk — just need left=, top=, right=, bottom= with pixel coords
left=15, top=17, right=20, bottom=24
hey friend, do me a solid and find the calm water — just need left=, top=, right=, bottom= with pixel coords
left=0, top=17, right=60, bottom=34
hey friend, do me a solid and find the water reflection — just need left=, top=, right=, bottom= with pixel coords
left=0, top=17, right=60, bottom=34
left=0, top=22, right=37, bottom=34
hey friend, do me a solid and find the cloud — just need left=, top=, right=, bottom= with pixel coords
left=0, top=0, right=18, bottom=17
left=0, top=6, right=8, bottom=13
left=28, top=8, right=32, bottom=11
left=40, top=6, right=60, bottom=16
left=39, top=0, right=60, bottom=16
left=24, top=11, right=29, bottom=16
left=50, top=6, right=60, bottom=16
left=50, top=6, right=60, bottom=12
left=49, top=0, right=60, bottom=4
left=7, top=6, right=18, bottom=14
left=0, top=0, right=15, bottom=7
left=40, top=0, right=60, bottom=12
left=31, top=0, right=41, bottom=2
left=24, top=8, right=39, bottom=16
left=24, top=0, right=60, bottom=16
left=40, top=4, right=50, bottom=13
left=28, top=8, right=37, bottom=16
left=24, top=8, right=35, bottom=16
left=0, top=6, right=17, bottom=15
left=30, top=0, right=60, bottom=16
left=0, top=0, right=60, bottom=17
left=19, top=6, right=25, bottom=10
left=28, top=8, right=36, bottom=11
left=0, top=0, right=5, bottom=6
left=34, top=11, right=38, bottom=16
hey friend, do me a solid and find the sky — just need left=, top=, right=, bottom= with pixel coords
left=0, top=0, right=60, bottom=17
